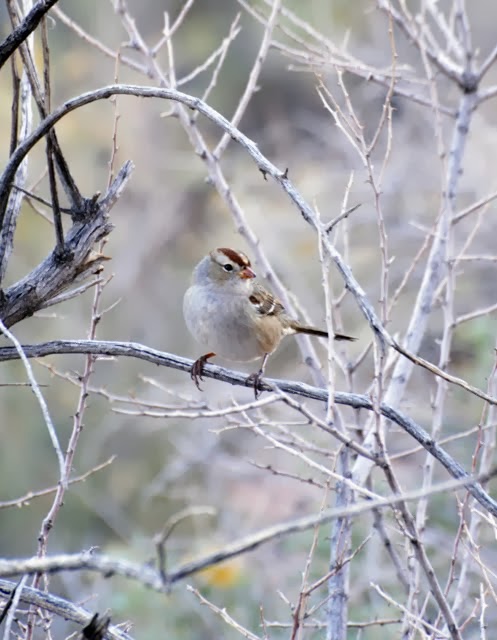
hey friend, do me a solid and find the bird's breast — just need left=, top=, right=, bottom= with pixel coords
left=183, top=286, right=282, bottom=361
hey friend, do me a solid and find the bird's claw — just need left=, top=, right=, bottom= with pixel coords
left=246, top=369, right=264, bottom=399
left=190, top=353, right=215, bottom=391
left=190, top=359, right=205, bottom=390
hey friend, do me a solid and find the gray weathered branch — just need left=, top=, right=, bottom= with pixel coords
left=0, top=338, right=495, bottom=517
left=0, top=161, right=133, bottom=327
left=0, top=0, right=61, bottom=71
left=0, top=579, right=132, bottom=640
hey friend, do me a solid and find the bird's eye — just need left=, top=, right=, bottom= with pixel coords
left=223, top=263, right=234, bottom=272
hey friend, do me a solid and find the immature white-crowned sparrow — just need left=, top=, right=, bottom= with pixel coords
left=183, top=247, right=356, bottom=393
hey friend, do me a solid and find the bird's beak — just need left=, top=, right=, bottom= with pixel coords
left=239, top=266, right=256, bottom=279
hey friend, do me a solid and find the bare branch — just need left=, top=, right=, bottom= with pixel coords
left=0, top=470, right=494, bottom=590
left=1, top=575, right=28, bottom=640
left=477, top=43, right=497, bottom=81
left=5, top=0, right=82, bottom=210
left=0, top=161, right=133, bottom=328
left=0, top=579, right=132, bottom=640
left=188, top=586, right=261, bottom=640
left=214, top=0, right=281, bottom=157
left=0, top=320, right=65, bottom=483
left=0, top=338, right=496, bottom=516
left=0, top=0, right=61, bottom=70
left=0, top=78, right=485, bottom=409
left=0, top=18, right=32, bottom=280
left=0, top=457, right=115, bottom=510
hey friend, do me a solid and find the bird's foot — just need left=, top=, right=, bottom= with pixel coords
left=246, top=369, right=264, bottom=399
left=190, top=353, right=215, bottom=391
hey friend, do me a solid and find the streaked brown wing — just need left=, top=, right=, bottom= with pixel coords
left=249, top=283, right=285, bottom=317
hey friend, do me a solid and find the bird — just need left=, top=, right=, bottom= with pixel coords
left=183, top=247, right=355, bottom=394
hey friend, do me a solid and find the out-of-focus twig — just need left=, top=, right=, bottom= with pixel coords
left=0, top=457, right=115, bottom=510
left=214, top=0, right=281, bottom=157
left=1, top=468, right=495, bottom=589
left=1, top=575, right=28, bottom=640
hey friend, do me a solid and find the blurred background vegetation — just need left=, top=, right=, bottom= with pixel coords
left=1, top=1, right=497, bottom=638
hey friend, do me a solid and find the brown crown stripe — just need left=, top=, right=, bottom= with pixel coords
left=217, top=247, right=251, bottom=267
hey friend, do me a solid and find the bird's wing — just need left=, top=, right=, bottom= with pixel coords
left=248, top=283, right=285, bottom=317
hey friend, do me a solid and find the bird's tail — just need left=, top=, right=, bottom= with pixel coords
left=333, top=332, right=356, bottom=341
left=292, top=324, right=356, bottom=341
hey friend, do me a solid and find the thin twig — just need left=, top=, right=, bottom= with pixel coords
left=214, top=0, right=281, bottom=157
left=1, top=575, right=28, bottom=640
left=0, top=320, right=65, bottom=482
left=0, top=456, right=115, bottom=510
